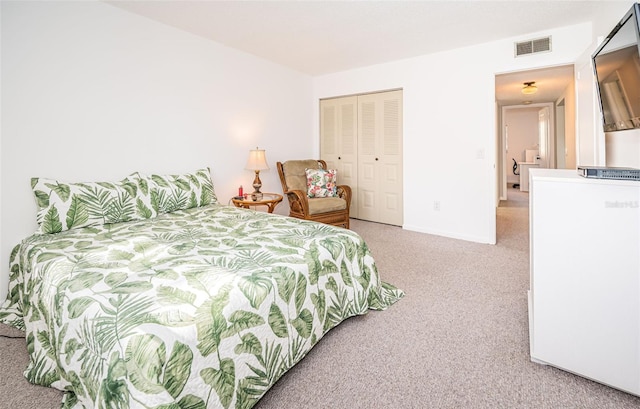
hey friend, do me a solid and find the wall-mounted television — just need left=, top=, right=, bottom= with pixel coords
left=592, top=3, right=640, bottom=132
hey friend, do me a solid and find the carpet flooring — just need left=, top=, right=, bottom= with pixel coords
left=2, top=189, right=639, bottom=408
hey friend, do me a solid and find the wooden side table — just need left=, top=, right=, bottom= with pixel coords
left=231, top=193, right=283, bottom=213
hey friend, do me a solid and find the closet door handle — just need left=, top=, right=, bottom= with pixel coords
left=338, top=156, right=341, bottom=160
left=375, top=158, right=379, bottom=161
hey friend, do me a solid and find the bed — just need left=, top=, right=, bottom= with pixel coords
left=0, top=168, right=403, bottom=409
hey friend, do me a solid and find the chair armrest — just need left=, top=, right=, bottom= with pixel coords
left=284, top=189, right=310, bottom=216
left=337, top=185, right=352, bottom=210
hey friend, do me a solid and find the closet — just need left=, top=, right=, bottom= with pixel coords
left=320, top=89, right=403, bottom=226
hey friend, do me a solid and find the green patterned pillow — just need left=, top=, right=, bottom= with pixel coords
left=147, top=168, right=217, bottom=214
left=32, top=174, right=157, bottom=234
left=306, top=168, right=338, bottom=198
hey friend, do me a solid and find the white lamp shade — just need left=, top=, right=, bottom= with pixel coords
left=245, top=148, right=269, bottom=171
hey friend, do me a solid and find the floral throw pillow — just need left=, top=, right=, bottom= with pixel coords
left=306, top=168, right=338, bottom=198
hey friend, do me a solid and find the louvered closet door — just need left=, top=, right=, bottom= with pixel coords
left=320, top=96, right=358, bottom=217
left=357, top=90, right=403, bottom=225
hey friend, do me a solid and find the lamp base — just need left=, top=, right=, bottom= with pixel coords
left=252, top=170, right=263, bottom=196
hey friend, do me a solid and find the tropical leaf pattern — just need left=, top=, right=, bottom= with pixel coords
left=147, top=168, right=218, bottom=214
left=0, top=205, right=403, bottom=409
left=31, top=175, right=157, bottom=235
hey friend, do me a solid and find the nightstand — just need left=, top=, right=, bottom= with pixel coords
left=231, top=193, right=283, bottom=213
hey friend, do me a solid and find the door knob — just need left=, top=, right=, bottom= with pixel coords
left=375, top=158, right=379, bottom=161
left=338, top=156, right=341, bottom=160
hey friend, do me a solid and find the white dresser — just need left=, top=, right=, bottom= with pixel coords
left=518, top=162, right=539, bottom=192
left=528, top=168, right=640, bottom=395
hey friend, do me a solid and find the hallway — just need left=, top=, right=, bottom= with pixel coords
left=497, top=185, right=529, bottom=249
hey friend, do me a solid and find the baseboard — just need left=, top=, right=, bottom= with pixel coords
left=402, top=224, right=496, bottom=244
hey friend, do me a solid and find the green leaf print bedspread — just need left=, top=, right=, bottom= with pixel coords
left=0, top=205, right=403, bottom=409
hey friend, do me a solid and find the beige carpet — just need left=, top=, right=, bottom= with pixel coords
left=2, top=190, right=639, bottom=408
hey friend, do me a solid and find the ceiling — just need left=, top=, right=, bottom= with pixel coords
left=105, top=0, right=630, bottom=105
left=495, top=64, right=575, bottom=106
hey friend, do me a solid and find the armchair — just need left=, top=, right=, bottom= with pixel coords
left=276, top=159, right=352, bottom=229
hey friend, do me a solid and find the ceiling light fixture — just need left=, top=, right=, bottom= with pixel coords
left=522, top=81, right=538, bottom=95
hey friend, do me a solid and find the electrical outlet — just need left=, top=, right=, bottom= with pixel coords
left=433, top=201, right=440, bottom=211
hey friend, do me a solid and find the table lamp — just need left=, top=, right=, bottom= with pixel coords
left=245, top=147, right=269, bottom=199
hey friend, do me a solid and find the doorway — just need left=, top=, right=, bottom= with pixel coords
left=500, top=103, right=554, bottom=201
left=495, top=64, right=575, bottom=203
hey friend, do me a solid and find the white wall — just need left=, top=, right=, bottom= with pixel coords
left=606, top=131, right=640, bottom=167
left=558, top=79, right=577, bottom=169
left=0, top=2, right=3, bottom=307
left=314, top=22, right=594, bottom=244
left=0, top=1, right=314, bottom=300
left=504, top=108, right=540, bottom=183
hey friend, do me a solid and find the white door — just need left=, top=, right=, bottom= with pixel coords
left=538, top=106, right=551, bottom=168
left=320, top=96, right=358, bottom=216
left=357, top=90, right=403, bottom=225
left=555, top=101, right=566, bottom=169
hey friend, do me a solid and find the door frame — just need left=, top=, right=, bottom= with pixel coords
left=499, top=102, right=555, bottom=201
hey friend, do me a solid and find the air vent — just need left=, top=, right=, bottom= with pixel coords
left=515, top=36, right=552, bottom=57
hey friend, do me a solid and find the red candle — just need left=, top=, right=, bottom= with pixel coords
left=239, top=185, right=243, bottom=196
